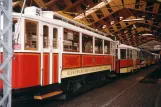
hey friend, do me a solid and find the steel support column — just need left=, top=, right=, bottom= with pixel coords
left=0, top=0, right=12, bottom=107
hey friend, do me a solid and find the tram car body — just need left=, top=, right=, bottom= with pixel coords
left=1, top=7, right=117, bottom=98
left=115, top=44, right=140, bottom=73
left=151, top=53, right=160, bottom=64
left=140, top=50, right=153, bottom=67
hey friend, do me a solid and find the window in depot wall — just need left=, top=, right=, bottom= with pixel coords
left=104, top=40, right=110, bottom=54
left=95, top=38, right=103, bottom=54
left=63, top=29, right=79, bottom=52
left=12, top=18, right=21, bottom=50
left=121, top=49, right=126, bottom=59
left=53, top=28, right=58, bottom=49
left=43, top=25, right=49, bottom=48
left=82, top=34, right=93, bottom=53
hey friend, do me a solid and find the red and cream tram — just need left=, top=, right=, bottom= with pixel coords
left=1, top=7, right=117, bottom=98
left=116, top=44, right=140, bottom=73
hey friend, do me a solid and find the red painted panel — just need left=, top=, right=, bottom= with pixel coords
left=115, top=60, right=120, bottom=73
left=111, top=56, right=116, bottom=71
left=95, top=55, right=104, bottom=65
left=43, top=54, right=49, bottom=86
left=136, top=59, right=140, bottom=65
left=53, top=54, right=58, bottom=83
left=12, top=53, right=40, bottom=89
left=82, top=55, right=94, bottom=67
left=63, top=54, right=81, bottom=69
left=120, top=59, right=133, bottom=68
left=104, top=55, right=112, bottom=65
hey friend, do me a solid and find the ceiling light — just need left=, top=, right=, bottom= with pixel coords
left=142, top=34, right=153, bottom=36
left=119, top=16, right=123, bottom=20
left=122, top=18, right=144, bottom=22
left=110, top=21, right=115, bottom=25
left=102, top=25, right=107, bottom=29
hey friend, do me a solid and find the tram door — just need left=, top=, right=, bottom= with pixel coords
left=40, top=23, right=53, bottom=86
left=40, top=23, right=59, bottom=86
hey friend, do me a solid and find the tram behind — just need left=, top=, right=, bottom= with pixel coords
left=115, top=44, right=140, bottom=73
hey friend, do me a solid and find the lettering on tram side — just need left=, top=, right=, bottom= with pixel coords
left=61, top=65, right=111, bottom=78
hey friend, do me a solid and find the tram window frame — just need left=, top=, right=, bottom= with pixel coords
left=82, top=34, right=93, bottom=53
left=12, top=18, right=21, bottom=50
left=137, top=51, right=140, bottom=59
left=43, top=25, right=49, bottom=48
left=130, top=50, right=132, bottom=59
left=63, top=28, right=79, bottom=52
left=104, top=40, right=110, bottom=54
left=116, top=49, right=118, bottom=59
left=24, top=19, right=38, bottom=50
left=53, top=28, right=58, bottom=49
left=127, top=49, right=129, bottom=59
left=120, top=49, right=126, bottom=59
left=95, top=38, right=103, bottom=54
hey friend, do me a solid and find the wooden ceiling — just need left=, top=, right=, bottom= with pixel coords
left=12, top=0, right=161, bottom=47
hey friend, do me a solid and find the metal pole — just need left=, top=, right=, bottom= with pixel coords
left=0, top=0, right=12, bottom=107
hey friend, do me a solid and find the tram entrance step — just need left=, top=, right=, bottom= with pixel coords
left=34, top=90, right=63, bottom=100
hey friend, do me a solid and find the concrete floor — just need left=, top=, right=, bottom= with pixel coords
left=14, top=65, right=161, bottom=107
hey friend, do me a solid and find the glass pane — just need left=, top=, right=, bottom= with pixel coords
left=12, top=19, right=21, bottom=50
left=25, top=20, right=38, bottom=50
left=63, top=29, right=79, bottom=52
left=43, top=25, right=49, bottom=48
left=53, top=28, right=58, bottom=49
left=82, top=34, right=93, bottom=53
left=104, top=40, right=110, bottom=54
left=95, top=38, right=103, bottom=54
left=130, top=50, right=132, bottom=59
left=121, top=49, right=126, bottom=59
left=127, top=49, right=129, bottom=59
left=116, top=49, right=118, bottom=59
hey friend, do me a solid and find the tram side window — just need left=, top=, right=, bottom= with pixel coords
left=104, top=40, right=110, bottom=54
left=43, top=25, right=49, bottom=48
left=12, top=19, right=21, bottom=50
left=82, top=34, right=93, bottom=53
left=137, top=51, right=140, bottom=59
left=25, top=20, right=38, bottom=50
left=121, top=49, right=126, bottom=59
left=116, top=49, right=118, bottom=59
left=130, top=50, right=132, bottom=59
left=95, top=38, right=103, bottom=54
left=53, top=28, right=58, bottom=49
left=63, top=29, right=79, bottom=52
left=127, top=49, right=129, bottom=59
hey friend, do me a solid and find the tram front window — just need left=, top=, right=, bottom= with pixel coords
left=121, top=49, right=126, bottom=59
left=95, top=38, right=103, bottom=54
left=12, top=18, right=21, bottom=50
left=25, top=20, right=38, bottom=50
left=63, top=29, right=79, bottom=52
left=82, top=34, right=93, bottom=53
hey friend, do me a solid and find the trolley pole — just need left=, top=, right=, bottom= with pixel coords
left=0, top=0, right=12, bottom=107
